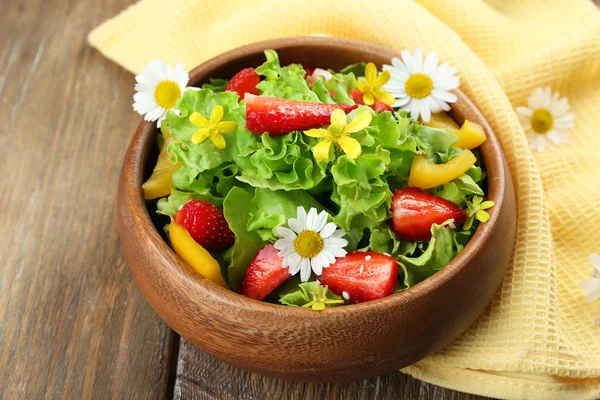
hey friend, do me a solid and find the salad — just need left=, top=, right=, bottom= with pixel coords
left=136, top=49, right=493, bottom=310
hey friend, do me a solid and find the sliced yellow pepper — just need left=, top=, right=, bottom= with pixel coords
left=408, top=149, right=477, bottom=189
left=424, top=112, right=460, bottom=131
left=169, top=221, right=228, bottom=288
left=454, top=120, right=487, bottom=150
left=142, top=128, right=183, bottom=199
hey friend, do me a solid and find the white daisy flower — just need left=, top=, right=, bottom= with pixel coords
left=382, top=49, right=460, bottom=122
left=133, top=59, right=189, bottom=127
left=516, top=88, right=575, bottom=152
left=580, top=254, right=600, bottom=303
left=274, top=207, right=348, bottom=282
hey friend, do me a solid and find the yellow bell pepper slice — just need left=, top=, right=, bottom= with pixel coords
left=142, top=129, right=183, bottom=199
left=169, top=221, right=228, bottom=288
left=424, top=112, right=460, bottom=131
left=454, top=120, right=487, bottom=150
left=408, top=150, right=477, bottom=189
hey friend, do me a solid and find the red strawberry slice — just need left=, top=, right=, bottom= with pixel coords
left=239, top=244, right=292, bottom=300
left=391, top=187, right=467, bottom=241
left=174, top=200, right=235, bottom=251
left=244, top=93, right=358, bottom=136
left=225, top=68, right=260, bottom=100
left=350, top=89, right=393, bottom=113
left=317, top=251, right=398, bottom=303
left=303, top=67, right=315, bottom=78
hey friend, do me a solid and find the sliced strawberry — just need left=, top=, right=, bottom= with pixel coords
left=239, top=244, right=292, bottom=300
left=244, top=93, right=358, bottom=136
left=317, top=251, right=398, bottom=303
left=391, top=187, right=467, bottom=241
left=174, top=200, right=235, bottom=251
left=350, top=89, right=393, bottom=113
left=225, top=68, right=260, bottom=100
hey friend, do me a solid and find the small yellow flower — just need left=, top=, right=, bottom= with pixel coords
left=304, top=109, right=371, bottom=161
left=357, top=63, right=395, bottom=106
left=302, top=283, right=344, bottom=311
left=463, top=196, right=495, bottom=230
left=189, top=105, right=237, bottom=149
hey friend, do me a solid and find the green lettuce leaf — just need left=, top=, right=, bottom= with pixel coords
left=364, top=226, right=401, bottom=255
left=156, top=189, right=207, bottom=218
left=222, top=187, right=266, bottom=290
left=255, top=50, right=319, bottom=101
left=279, top=281, right=344, bottom=308
left=200, top=79, right=229, bottom=92
left=398, top=220, right=463, bottom=283
left=235, top=131, right=328, bottom=191
left=311, top=73, right=357, bottom=104
left=247, top=188, right=324, bottom=242
left=433, top=173, right=484, bottom=206
left=339, top=62, right=366, bottom=77
left=171, top=163, right=240, bottom=208
left=331, top=147, right=392, bottom=232
left=413, top=125, right=461, bottom=163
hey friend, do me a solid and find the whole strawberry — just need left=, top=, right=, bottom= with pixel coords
left=174, top=200, right=235, bottom=251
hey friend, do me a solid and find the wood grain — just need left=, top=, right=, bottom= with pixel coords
left=0, top=0, right=176, bottom=399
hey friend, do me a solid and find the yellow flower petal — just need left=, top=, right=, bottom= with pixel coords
left=365, top=62, right=377, bottom=82
left=189, top=112, right=208, bottom=127
left=363, top=92, right=375, bottom=105
left=304, top=128, right=330, bottom=138
left=345, top=111, right=372, bottom=133
left=210, top=105, right=224, bottom=123
left=357, top=80, right=369, bottom=94
left=476, top=210, right=490, bottom=223
left=338, top=136, right=362, bottom=159
left=374, top=69, right=391, bottom=87
left=313, top=139, right=333, bottom=161
left=210, top=132, right=226, bottom=149
left=330, top=108, right=347, bottom=127
left=480, top=201, right=495, bottom=210
left=311, top=302, right=326, bottom=311
left=191, top=128, right=210, bottom=144
left=463, top=216, right=474, bottom=230
left=378, top=90, right=396, bottom=106
left=217, top=121, right=237, bottom=132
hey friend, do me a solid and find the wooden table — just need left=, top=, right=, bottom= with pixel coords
left=11, top=0, right=594, bottom=398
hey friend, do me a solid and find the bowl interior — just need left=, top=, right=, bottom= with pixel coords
left=137, top=37, right=506, bottom=313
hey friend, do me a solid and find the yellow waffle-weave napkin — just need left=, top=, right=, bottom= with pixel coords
left=89, top=1, right=600, bottom=398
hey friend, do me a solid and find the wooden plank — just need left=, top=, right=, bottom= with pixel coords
left=0, top=0, right=176, bottom=398
left=174, top=339, right=492, bottom=400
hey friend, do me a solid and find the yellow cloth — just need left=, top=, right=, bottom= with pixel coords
left=89, top=1, right=600, bottom=398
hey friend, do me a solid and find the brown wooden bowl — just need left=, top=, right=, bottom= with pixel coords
left=117, top=37, right=516, bottom=382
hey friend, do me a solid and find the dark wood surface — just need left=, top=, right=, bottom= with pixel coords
left=6, top=0, right=577, bottom=397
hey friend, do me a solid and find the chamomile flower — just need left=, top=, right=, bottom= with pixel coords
left=274, top=207, right=348, bottom=282
left=579, top=254, right=600, bottom=303
left=133, top=59, right=189, bottom=127
left=516, top=88, right=575, bottom=152
left=383, top=49, right=459, bottom=122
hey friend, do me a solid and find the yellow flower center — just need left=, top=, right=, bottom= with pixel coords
left=294, top=230, right=324, bottom=259
left=154, top=80, right=182, bottom=109
left=405, top=73, right=433, bottom=99
left=530, top=109, right=553, bottom=134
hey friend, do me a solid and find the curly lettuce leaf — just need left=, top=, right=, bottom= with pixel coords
left=413, top=124, right=461, bottom=163
left=156, top=189, right=206, bottom=218
left=256, top=50, right=319, bottom=101
left=311, top=73, right=357, bottom=104
left=170, top=163, right=240, bottom=208
left=398, top=220, right=463, bottom=284
left=235, top=131, right=328, bottom=191
left=339, top=62, right=366, bottom=77
left=164, top=89, right=258, bottom=177
left=222, top=187, right=266, bottom=290
left=247, top=188, right=324, bottom=242
left=433, top=173, right=484, bottom=206
left=331, top=147, right=392, bottom=232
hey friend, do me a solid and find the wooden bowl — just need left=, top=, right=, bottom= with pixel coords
left=118, top=37, right=516, bottom=382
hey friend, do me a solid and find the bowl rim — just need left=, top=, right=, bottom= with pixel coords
left=124, top=36, right=507, bottom=318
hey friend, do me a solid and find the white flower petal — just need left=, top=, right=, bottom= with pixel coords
left=422, top=52, right=439, bottom=75
left=590, top=254, right=600, bottom=272
left=401, top=50, right=416, bottom=73
left=313, top=211, right=328, bottom=234
left=412, top=49, right=423, bottom=71
left=299, top=258, right=311, bottom=282
left=516, top=106, right=533, bottom=117
left=580, top=278, right=600, bottom=303
left=324, top=237, right=348, bottom=248
left=288, top=218, right=303, bottom=233
left=432, top=89, right=457, bottom=103
left=319, top=222, right=338, bottom=238
left=321, top=250, right=337, bottom=264
left=305, top=207, right=318, bottom=231
left=275, top=226, right=296, bottom=240
left=324, top=245, right=347, bottom=258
